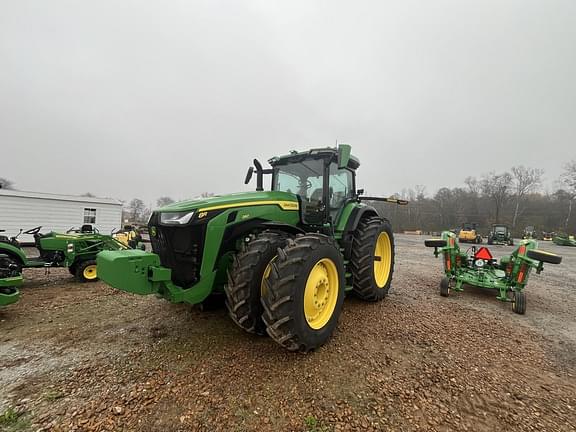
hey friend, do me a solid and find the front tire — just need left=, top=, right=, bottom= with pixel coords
left=225, top=231, right=289, bottom=335
left=350, top=217, right=395, bottom=301
left=75, top=260, right=98, bottom=282
left=261, top=234, right=345, bottom=352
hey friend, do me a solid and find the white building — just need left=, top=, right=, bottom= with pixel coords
left=0, top=189, right=123, bottom=243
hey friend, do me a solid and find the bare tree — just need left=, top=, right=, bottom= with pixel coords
left=0, top=177, right=14, bottom=189
left=510, top=166, right=543, bottom=229
left=464, top=176, right=480, bottom=195
left=480, top=172, right=512, bottom=223
left=126, top=198, right=146, bottom=222
left=561, top=160, right=576, bottom=230
left=157, top=196, right=175, bottom=207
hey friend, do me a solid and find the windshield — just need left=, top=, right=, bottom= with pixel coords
left=272, top=159, right=325, bottom=202
left=495, top=226, right=506, bottom=233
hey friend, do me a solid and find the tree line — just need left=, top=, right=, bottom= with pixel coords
left=371, top=162, right=576, bottom=236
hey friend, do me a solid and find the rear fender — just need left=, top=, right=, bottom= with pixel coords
left=0, top=243, right=27, bottom=266
left=339, top=204, right=381, bottom=259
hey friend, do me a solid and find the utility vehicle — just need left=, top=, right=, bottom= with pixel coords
left=425, top=231, right=561, bottom=314
left=0, top=226, right=126, bottom=282
left=97, top=145, right=407, bottom=352
left=0, top=254, right=22, bottom=307
left=458, top=223, right=482, bottom=244
left=487, top=224, right=513, bottom=246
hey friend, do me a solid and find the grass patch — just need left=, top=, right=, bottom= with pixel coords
left=0, top=407, right=31, bottom=431
left=305, top=415, right=331, bottom=432
left=43, top=389, right=65, bottom=401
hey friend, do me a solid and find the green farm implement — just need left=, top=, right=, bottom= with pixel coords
left=425, top=231, right=561, bottom=314
left=553, top=234, right=576, bottom=247
left=0, top=226, right=126, bottom=282
left=0, top=254, right=22, bottom=307
left=97, top=145, right=407, bottom=352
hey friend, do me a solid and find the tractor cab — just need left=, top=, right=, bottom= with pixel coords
left=267, top=146, right=359, bottom=226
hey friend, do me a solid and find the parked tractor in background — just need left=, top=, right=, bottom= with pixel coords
left=553, top=234, right=576, bottom=247
left=425, top=232, right=561, bottom=314
left=0, top=226, right=126, bottom=282
left=458, top=223, right=482, bottom=244
left=0, top=253, right=22, bottom=307
left=522, top=226, right=537, bottom=240
left=487, top=224, right=513, bottom=246
left=97, top=145, right=408, bottom=352
left=113, top=225, right=144, bottom=249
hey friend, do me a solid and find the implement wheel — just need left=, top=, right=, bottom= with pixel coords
left=350, top=217, right=395, bottom=301
left=75, top=260, right=98, bottom=283
left=526, top=249, right=562, bottom=265
left=440, top=277, right=450, bottom=297
left=512, top=291, right=526, bottom=315
left=225, top=231, right=289, bottom=335
left=261, top=234, right=345, bottom=352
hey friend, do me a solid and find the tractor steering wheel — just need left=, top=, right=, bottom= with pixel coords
left=23, top=226, right=42, bottom=235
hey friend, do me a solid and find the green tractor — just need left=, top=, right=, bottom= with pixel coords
left=425, top=231, right=562, bottom=314
left=0, top=226, right=126, bottom=282
left=97, top=145, right=407, bottom=352
left=0, top=254, right=22, bottom=307
left=487, top=224, right=513, bottom=246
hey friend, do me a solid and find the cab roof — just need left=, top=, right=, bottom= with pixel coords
left=268, top=147, right=360, bottom=170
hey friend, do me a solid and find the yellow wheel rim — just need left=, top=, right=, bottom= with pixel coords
left=303, top=258, right=339, bottom=330
left=83, top=264, right=97, bottom=280
left=374, top=232, right=392, bottom=288
left=261, top=257, right=276, bottom=297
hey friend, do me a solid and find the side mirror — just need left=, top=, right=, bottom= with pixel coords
left=244, top=166, right=254, bottom=184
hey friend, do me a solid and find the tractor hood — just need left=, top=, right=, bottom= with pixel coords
left=156, top=191, right=299, bottom=213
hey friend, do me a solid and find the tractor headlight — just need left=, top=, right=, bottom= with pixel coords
left=475, top=259, right=485, bottom=268
left=67, top=243, right=74, bottom=253
left=160, top=211, right=195, bottom=225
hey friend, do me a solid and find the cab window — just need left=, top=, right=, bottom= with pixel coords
left=328, top=163, right=354, bottom=217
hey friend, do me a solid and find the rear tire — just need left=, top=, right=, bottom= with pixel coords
left=261, top=234, right=345, bottom=352
left=440, top=277, right=450, bottom=297
left=512, top=291, right=526, bottom=314
left=350, top=217, right=395, bottom=301
left=225, top=231, right=289, bottom=335
left=75, top=259, right=98, bottom=282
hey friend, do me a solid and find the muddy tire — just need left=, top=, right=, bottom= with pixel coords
left=512, top=290, right=526, bottom=314
left=350, top=217, right=395, bottom=301
left=261, top=234, right=345, bottom=352
left=68, top=264, right=77, bottom=276
left=440, top=277, right=450, bottom=297
left=225, top=231, right=289, bottom=335
left=75, top=259, right=98, bottom=283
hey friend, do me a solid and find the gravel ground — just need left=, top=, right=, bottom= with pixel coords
left=0, top=235, right=575, bottom=432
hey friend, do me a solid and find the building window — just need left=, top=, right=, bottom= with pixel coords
left=83, top=208, right=97, bottom=224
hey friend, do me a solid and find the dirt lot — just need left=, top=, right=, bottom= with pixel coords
left=1, top=235, right=575, bottom=432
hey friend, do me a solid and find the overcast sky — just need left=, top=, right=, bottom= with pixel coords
left=1, top=0, right=574, bottom=206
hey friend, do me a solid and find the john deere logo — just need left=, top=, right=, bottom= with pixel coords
left=150, top=226, right=157, bottom=237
